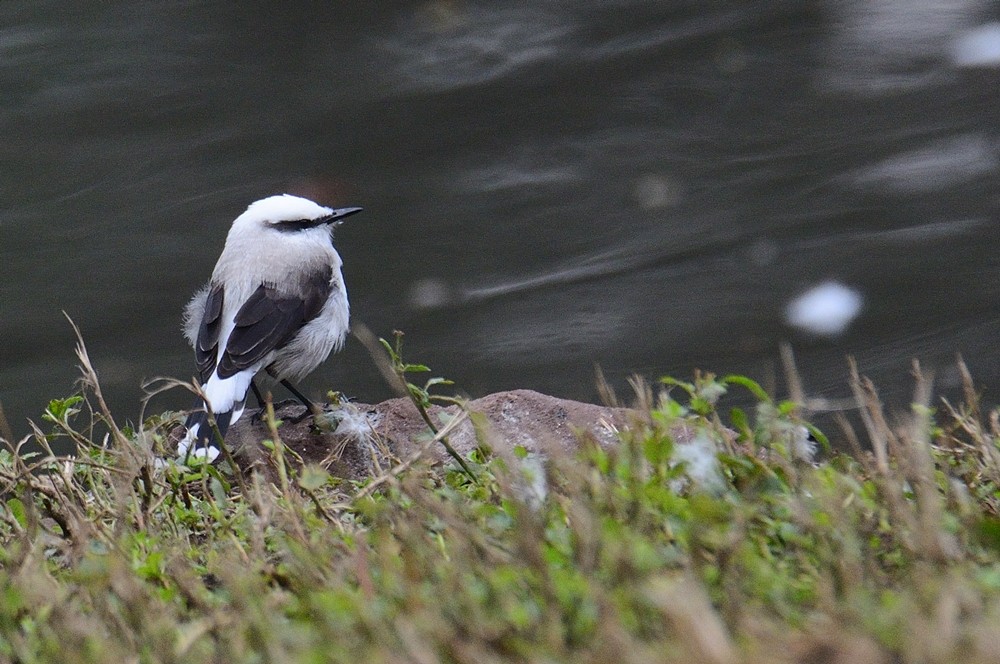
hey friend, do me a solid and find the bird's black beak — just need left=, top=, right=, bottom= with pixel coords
left=326, top=207, right=363, bottom=226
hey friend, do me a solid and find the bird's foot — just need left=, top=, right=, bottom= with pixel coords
left=288, top=407, right=315, bottom=425
left=249, top=406, right=266, bottom=425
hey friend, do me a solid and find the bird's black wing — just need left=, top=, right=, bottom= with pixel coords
left=216, top=266, right=333, bottom=379
left=195, top=285, right=225, bottom=383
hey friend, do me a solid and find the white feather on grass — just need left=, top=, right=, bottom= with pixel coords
left=671, top=433, right=725, bottom=493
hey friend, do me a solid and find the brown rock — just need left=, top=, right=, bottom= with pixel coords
left=222, top=389, right=638, bottom=481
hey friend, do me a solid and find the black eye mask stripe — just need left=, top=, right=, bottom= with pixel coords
left=271, top=207, right=362, bottom=232
left=273, top=217, right=331, bottom=232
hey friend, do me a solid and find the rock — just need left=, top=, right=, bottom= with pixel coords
left=222, top=389, right=639, bottom=480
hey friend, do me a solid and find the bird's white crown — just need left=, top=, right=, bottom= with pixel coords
left=236, top=194, right=333, bottom=227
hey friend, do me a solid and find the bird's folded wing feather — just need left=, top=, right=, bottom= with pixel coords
left=215, top=267, right=333, bottom=380
left=195, top=286, right=225, bottom=382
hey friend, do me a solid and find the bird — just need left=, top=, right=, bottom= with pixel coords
left=178, top=194, right=362, bottom=460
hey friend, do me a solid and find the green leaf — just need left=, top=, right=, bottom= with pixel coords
left=803, top=422, right=831, bottom=454
left=424, top=377, right=454, bottom=390
left=655, top=399, right=687, bottom=420
left=777, top=400, right=798, bottom=416
left=730, top=407, right=752, bottom=442
left=209, top=476, right=228, bottom=505
left=6, top=498, right=26, bottom=528
left=722, top=375, right=771, bottom=402
left=976, top=517, right=1000, bottom=553
left=690, top=396, right=713, bottom=416
left=469, top=410, right=494, bottom=458
left=407, top=384, right=431, bottom=408
left=378, top=337, right=398, bottom=362
left=660, top=376, right=695, bottom=394
left=299, top=464, right=330, bottom=491
left=42, top=395, right=84, bottom=424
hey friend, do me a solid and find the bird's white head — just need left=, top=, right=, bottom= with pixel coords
left=231, top=194, right=363, bottom=235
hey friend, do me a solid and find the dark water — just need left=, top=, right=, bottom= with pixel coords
left=2, top=1, right=1000, bottom=440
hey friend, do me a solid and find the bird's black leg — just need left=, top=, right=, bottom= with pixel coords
left=249, top=379, right=267, bottom=423
left=281, top=379, right=314, bottom=409
left=281, top=379, right=318, bottom=423
left=250, top=380, right=266, bottom=409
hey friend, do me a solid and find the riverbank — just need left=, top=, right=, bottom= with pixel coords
left=2, top=341, right=1000, bottom=662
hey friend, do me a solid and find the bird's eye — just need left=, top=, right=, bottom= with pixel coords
left=273, top=218, right=317, bottom=232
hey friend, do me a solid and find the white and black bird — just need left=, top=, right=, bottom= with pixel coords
left=179, top=194, right=362, bottom=459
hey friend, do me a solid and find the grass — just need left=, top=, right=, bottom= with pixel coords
left=3, top=334, right=1000, bottom=662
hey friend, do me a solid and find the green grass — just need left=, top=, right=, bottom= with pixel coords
left=3, top=337, right=1000, bottom=662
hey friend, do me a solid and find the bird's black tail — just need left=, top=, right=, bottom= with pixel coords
left=182, top=402, right=233, bottom=454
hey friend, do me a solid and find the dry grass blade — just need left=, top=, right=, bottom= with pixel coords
left=351, top=321, right=409, bottom=398
left=848, top=356, right=889, bottom=475
left=645, top=575, right=737, bottom=664
left=907, top=359, right=955, bottom=561
left=779, top=341, right=805, bottom=409
left=834, top=411, right=867, bottom=465
left=63, top=312, right=132, bottom=452
left=778, top=345, right=858, bottom=416
left=627, top=374, right=655, bottom=413
left=956, top=354, right=982, bottom=423
left=848, top=357, right=922, bottom=551
left=594, top=364, right=618, bottom=408
left=950, top=355, right=1000, bottom=479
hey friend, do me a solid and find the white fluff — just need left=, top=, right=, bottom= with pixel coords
left=182, top=285, right=210, bottom=349
left=785, top=281, right=863, bottom=337
left=332, top=403, right=375, bottom=442
left=514, top=453, right=548, bottom=509
left=671, top=434, right=725, bottom=493
left=790, top=425, right=817, bottom=463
